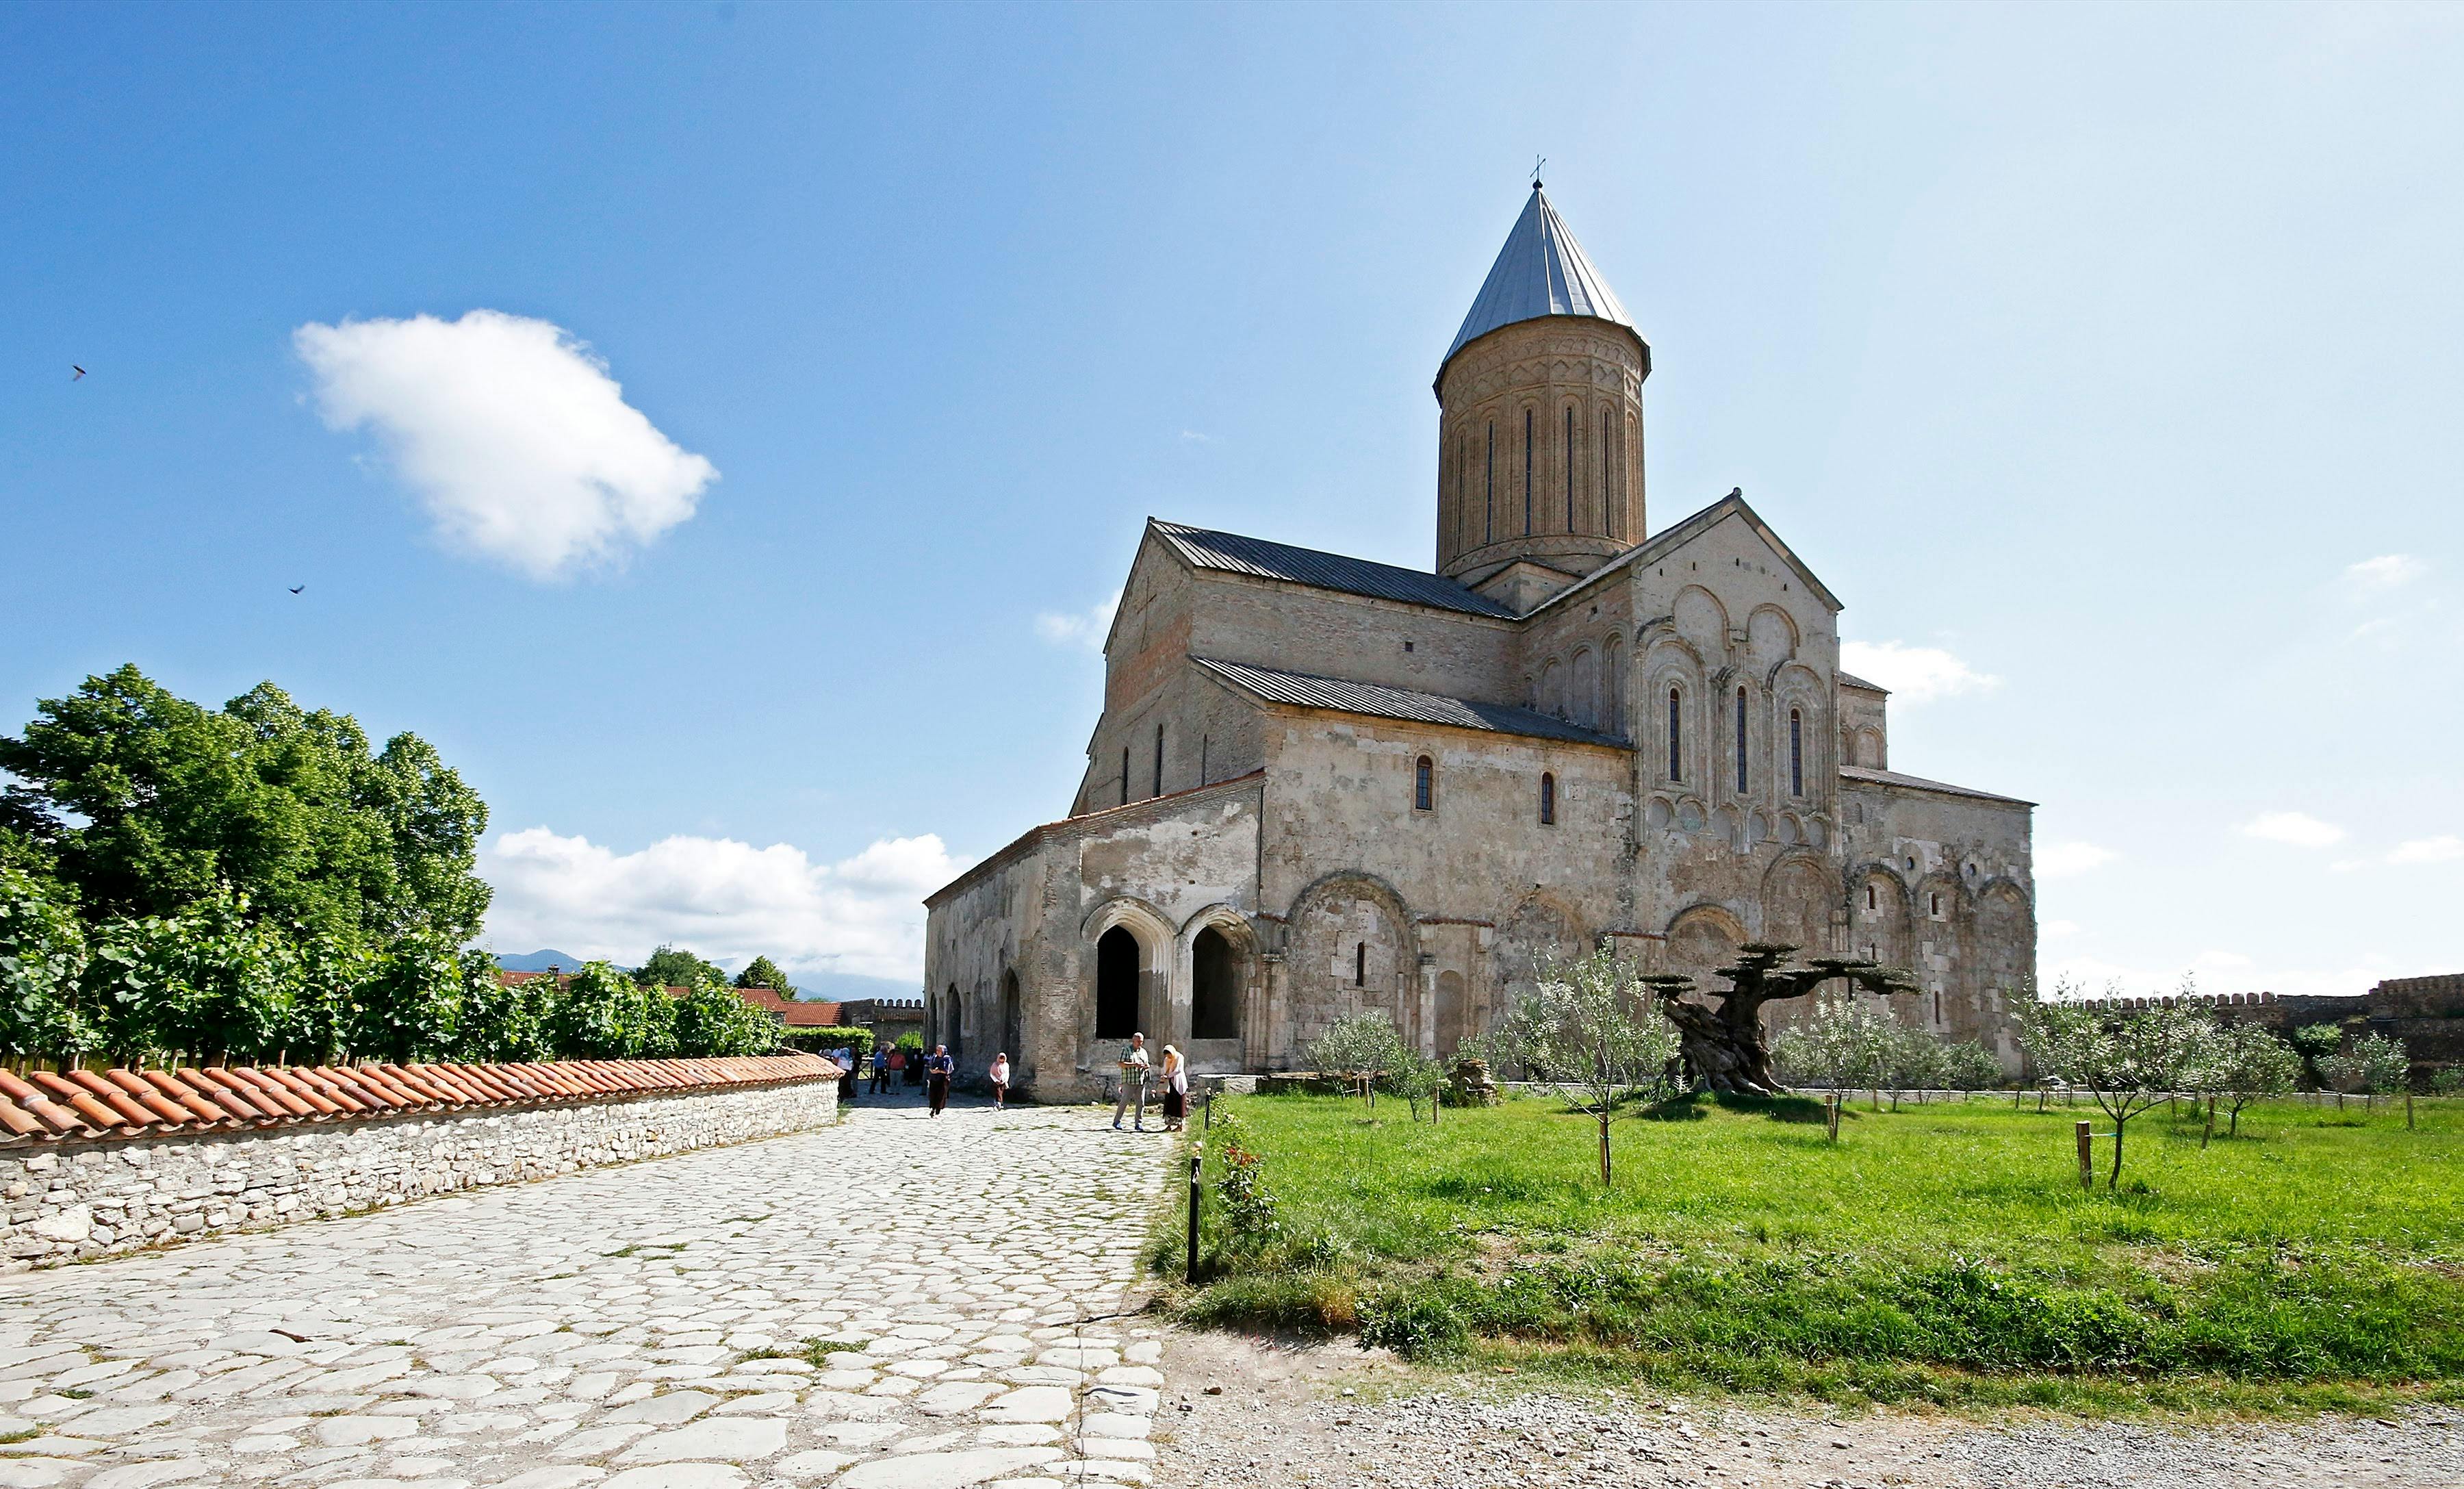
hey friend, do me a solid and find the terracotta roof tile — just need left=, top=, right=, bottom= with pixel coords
left=138, top=1070, right=229, bottom=1125
left=1, top=1052, right=834, bottom=1147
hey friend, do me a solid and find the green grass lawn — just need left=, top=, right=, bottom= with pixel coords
left=1159, top=1091, right=2464, bottom=1412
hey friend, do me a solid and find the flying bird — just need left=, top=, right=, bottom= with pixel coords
left=288, top=585, right=305, bottom=595
left=71, top=366, right=86, bottom=381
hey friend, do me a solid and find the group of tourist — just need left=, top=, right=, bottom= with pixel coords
left=832, top=1030, right=1189, bottom=1128
left=1110, top=1031, right=1190, bottom=1132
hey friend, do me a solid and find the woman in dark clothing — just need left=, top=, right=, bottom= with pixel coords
left=925, top=1043, right=955, bottom=1116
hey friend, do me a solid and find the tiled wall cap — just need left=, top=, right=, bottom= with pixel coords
left=0, top=1053, right=836, bottom=1146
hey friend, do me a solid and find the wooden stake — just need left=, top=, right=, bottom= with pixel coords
left=2075, top=1120, right=2094, bottom=1193
left=1185, top=1143, right=1203, bottom=1286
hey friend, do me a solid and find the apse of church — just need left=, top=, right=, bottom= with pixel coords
left=925, top=184, right=2036, bottom=1101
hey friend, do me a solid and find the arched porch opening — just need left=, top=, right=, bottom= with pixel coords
left=1096, top=928, right=1141, bottom=1039
left=1192, top=927, right=1240, bottom=1040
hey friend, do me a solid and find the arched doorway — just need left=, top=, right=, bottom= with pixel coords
left=1192, top=927, right=1240, bottom=1040
left=1001, top=969, right=1023, bottom=1064
left=942, top=985, right=963, bottom=1063
left=1096, top=927, right=1140, bottom=1039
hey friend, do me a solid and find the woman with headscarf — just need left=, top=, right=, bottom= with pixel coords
left=1159, top=1044, right=1189, bottom=1131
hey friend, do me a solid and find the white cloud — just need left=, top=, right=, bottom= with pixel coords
left=295, top=309, right=716, bottom=579
left=479, top=828, right=965, bottom=983
left=2040, top=919, right=2079, bottom=940
left=2390, top=835, right=2464, bottom=865
left=2343, top=553, right=2426, bottom=591
left=2240, top=811, right=2347, bottom=848
left=1837, top=640, right=1999, bottom=704
left=1179, top=430, right=1216, bottom=444
left=2036, top=841, right=2117, bottom=878
left=1034, top=590, right=1120, bottom=651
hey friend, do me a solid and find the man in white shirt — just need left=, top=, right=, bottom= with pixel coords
left=1112, top=1032, right=1152, bottom=1131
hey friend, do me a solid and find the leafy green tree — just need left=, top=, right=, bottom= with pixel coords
left=450, top=954, right=554, bottom=1063
left=0, top=666, right=489, bottom=943
left=0, top=866, right=94, bottom=1062
left=549, top=961, right=679, bottom=1058
left=732, top=956, right=795, bottom=996
left=673, top=976, right=782, bottom=1056
left=634, top=943, right=726, bottom=990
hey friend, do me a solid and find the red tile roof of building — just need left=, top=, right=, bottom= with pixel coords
left=0, top=1054, right=834, bottom=1147
left=730, top=984, right=847, bottom=1028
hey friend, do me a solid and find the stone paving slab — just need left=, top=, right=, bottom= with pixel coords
left=0, top=1101, right=1172, bottom=1489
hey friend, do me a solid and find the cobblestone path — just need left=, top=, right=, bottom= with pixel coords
left=0, top=1100, right=1174, bottom=1489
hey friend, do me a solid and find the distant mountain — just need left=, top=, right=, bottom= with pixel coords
left=491, top=948, right=598, bottom=973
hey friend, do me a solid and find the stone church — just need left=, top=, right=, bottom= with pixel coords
left=925, top=186, right=2036, bottom=1100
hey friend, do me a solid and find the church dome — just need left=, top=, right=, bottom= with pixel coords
left=1437, top=184, right=1639, bottom=390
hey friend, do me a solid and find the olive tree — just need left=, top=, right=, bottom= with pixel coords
left=1643, top=943, right=1918, bottom=1097
left=1308, top=1013, right=1407, bottom=1111
left=1498, top=946, right=1678, bottom=1184
left=2018, top=999, right=2209, bottom=1188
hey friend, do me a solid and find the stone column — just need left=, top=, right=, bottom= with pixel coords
left=1417, top=954, right=1439, bottom=1057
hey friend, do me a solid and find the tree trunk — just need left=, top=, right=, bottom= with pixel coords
left=1597, top=1112, right=1611, bottom=1186
left=2108, top=1118, right=2126, bottom=1190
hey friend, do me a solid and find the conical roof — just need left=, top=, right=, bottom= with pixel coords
left=1437, top=185, right=1637, bottom=385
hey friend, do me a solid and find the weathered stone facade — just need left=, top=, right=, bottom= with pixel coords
left=2, top=1078, right=838, bottom=1269
left=926, top=187, right=2036, bottom=1099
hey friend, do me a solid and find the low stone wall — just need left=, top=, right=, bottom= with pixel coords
left=2, top=1076, right=836, bottom=1270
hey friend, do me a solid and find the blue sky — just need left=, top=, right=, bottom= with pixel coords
left=5, top=3, right=2460, bottom=998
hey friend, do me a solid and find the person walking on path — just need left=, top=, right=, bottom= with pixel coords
left=887, top=1044, right=906, bottom=1091
left=834, top=1045, right=858, bottom=1105
left=925, top=1043, right=955, bottom=1117
left=1159, top=1044, right=1189, bottom=1130
left=870, top=1045, right=889, bottom=1094
left=1112, top=1033, right=1151, bottom=1131
left=988, top=1052, right=1012, bottom=1110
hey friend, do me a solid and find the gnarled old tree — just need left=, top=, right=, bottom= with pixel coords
left=1643, top=943, right=1918, bottom=1096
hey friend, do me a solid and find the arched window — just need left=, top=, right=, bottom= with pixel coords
left=1929, top=891, right=1942, bottom=917
left=1667, top=688, right=1682, bottom=781
left=1153, top=723, right=1165, bottom=798
left=1523, top=407, right=1535, bottom=535
left=1354, top=941, right=1367, bottom=987
left=1735, top=687, right=1749, bottom=793
left=1118, top=747, right=1129, bottom=806
left=1789, top=708, right=1804, bottom=797
left=1866, top=883, right=1877, bottom=911
left=1540, top=772, right=1556, bottom=826
left=1564, top=405, right=1576, bottom=529
left=1413, top=755, right=1434, bottom=812
left=1484, top=422, right=1495, bottom=544
left=1600, top=406, right=1614, bottom=527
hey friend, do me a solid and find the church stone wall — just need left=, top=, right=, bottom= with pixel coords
left=1255, top=709, right=1635, bottom=1060
left=925, top=777, right=1266, bottom=1103
left=1182, top=568, right=1519, bottom=704
left=1840, top=778, right=2035, bottom=1064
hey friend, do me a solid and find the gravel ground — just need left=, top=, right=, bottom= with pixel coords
left=1151, top=1331, right=2464, bottom=1488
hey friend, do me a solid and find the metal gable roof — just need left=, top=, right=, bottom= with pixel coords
left=1153, top=520, right=1517, bottom=618
left=1840, top=765, right=2034, bottom=808
left=1194, top=657, right=1628, bottom=748
left=1440, top=186, right=1639, bottom=377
